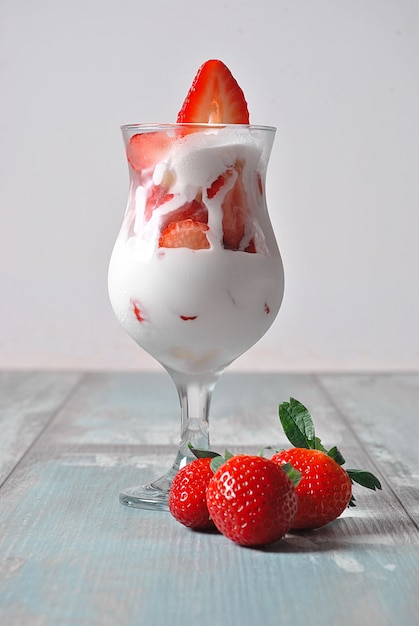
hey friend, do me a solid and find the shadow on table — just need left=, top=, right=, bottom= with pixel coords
left=255, top=516, right=412, bottom=553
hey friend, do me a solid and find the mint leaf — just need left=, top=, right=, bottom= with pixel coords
left=346, top=469, right=382, bottom=491
left=279, top=398, right=315, bottom=448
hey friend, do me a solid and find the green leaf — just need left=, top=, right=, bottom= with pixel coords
left=209, top=449, right=234, bottom=473
left=314, top=437, right=328, bottom=453
left=346, top=469, right=382, bottom=491
left=348, top=494, right=357, bottom=507
left=327, top=445, right=346, bottom=466
left=224, top=449, right=234, bottom=461
left=210, top=455, right=225, bottom=473
left=188, top=443, right=221, bottom=459
left=280, top=462, right=301, bottom=488
left=258, top=446, right=281, bottom=458
left=278, top=398, right=315, bottom=449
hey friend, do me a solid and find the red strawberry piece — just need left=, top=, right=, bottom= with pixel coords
left=160, top=197, right=208, bottom=230
left=168, top=457, right=216, bottom=530
left=244, top=239, right=257, bottom=253
left=177, top=59, right=250, bottom=124
left=132, top=300, right=146, bottom=323
left=126, top=131, right=174, bottom=172
left=206, top=455, right=297, bottom=547
left=271, top=448, right=352, bottom=529
left=144, top=185, right=174, bottom=221
left=206, top=169, right=234, bottom=199
left=221, top=160, right=249, bottom=250
left=158, top=219, right=210, bottom=250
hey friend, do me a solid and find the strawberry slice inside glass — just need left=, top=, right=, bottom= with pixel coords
left=108, top=60, right=284, bottom=510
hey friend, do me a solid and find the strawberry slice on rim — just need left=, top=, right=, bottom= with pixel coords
left=177, top=60, right=250, bottom=124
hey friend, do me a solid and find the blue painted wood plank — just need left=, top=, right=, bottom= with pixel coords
left=0, top=372, right=82, bottom=484
left=0, top=373, right=418, bottom=626
left=41, top=372, right=351, bottom=448
left=318, top=373, right=419, bottom=524
left=0, top=448, right=417, bottom=626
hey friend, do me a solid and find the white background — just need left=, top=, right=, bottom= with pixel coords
left=1, top=0, right=418, bottom=372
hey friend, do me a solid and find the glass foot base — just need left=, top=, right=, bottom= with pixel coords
left=119, top=415, right=214, bottom=511
left=119, top=459, right=182, bottom=511
left=119, top=483, right=170, bottom=511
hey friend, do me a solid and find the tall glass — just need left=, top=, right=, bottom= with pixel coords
left=108, top=123, right=284, bottom=510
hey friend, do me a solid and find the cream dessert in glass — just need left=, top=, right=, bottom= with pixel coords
left=108, top=61, right=284, bottom=510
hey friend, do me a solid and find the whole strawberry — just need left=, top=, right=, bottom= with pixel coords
left=206, top=454, right=298, bottom=547
left=271, top=398, right=382, bottom=529
left=168, top=456, right=216, bottom=530
left=272, top=448, right=352, bottom=529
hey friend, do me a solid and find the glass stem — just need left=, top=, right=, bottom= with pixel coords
left=148, top=369, right=221, bottom=494
left=169, top=370, right=220, bottom=467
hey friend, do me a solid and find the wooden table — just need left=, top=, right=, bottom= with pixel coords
left=1, top=371, right=418, bottom=626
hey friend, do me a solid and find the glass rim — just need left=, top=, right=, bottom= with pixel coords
left=121, top=122, right=276, bottom=133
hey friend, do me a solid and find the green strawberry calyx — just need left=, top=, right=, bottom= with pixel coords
left=188, top=443, right=221, bottom=460
left=278, top=398, right=382, bottom=506
left=188, top=443, right=301, bottom=487
left=187, top=443, right=227, bottom=472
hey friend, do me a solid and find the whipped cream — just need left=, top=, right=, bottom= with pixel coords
left=108, top=125, right=283, bottom=374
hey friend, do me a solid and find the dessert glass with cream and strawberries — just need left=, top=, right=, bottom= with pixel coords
left=108, top=60, right=284, bottom=510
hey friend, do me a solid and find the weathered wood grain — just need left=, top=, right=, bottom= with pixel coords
left=0, top=372, right=82, bottom=485
left=0, top=372, right=418, bottom=626
left=39, top=372, right=355, bottom=449
left=318, top=373, right=419, bottom=526
left=0, top=448, right=417, bottom=626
